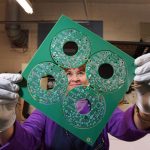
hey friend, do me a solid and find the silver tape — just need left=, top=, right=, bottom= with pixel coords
left=27, top=62, right=68, bottom=104
left=51, top=29, right=91, bottom=68
left=86, top=51, right=127, bottom=92
left=62, top=86, right=105, bottom=128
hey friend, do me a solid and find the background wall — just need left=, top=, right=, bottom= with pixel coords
left=0, top=1, right=150, bottom=72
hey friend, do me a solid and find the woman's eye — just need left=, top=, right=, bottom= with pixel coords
left=78, top=71, right=84, bottom=75
left=66, top=72, right=72, bottom=76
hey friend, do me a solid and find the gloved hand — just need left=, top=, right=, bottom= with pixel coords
left=0, top=73, right=22, bottom=132
left=134, top=53, right=150, bottom=114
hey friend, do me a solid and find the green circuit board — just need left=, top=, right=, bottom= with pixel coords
left=19, top=15, right=135, bottom=145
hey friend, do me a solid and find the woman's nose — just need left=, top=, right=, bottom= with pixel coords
left=71, top=74, right=79, bottom=81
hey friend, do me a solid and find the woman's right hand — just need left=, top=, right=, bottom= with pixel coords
left=0, top=73, right=22, bottom=132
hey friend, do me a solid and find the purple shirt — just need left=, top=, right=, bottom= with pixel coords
left=0, top=105, right=148, bottom=150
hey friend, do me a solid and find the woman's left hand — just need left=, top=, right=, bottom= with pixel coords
left=134, top=53, right=150, bottom=114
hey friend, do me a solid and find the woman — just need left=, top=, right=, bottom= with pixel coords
left=0, top=53, right=150, bottom=150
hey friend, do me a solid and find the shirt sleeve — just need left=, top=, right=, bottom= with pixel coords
left=0, top=110, right=46, bottom=150
left=106, top=105, right=149, bottom=141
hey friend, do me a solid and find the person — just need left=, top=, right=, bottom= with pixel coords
left=0, top=53, right=150, bottom=150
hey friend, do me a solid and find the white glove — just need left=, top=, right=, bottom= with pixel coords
left=134, top=53, right=150, bottom=114
left=0, top=73, right=22, bottom=132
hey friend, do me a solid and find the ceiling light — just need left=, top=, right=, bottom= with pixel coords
left=16, top=0, right=33, bottom=14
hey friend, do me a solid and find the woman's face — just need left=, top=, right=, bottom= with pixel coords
left=65, top=65, right=89, bottom=91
